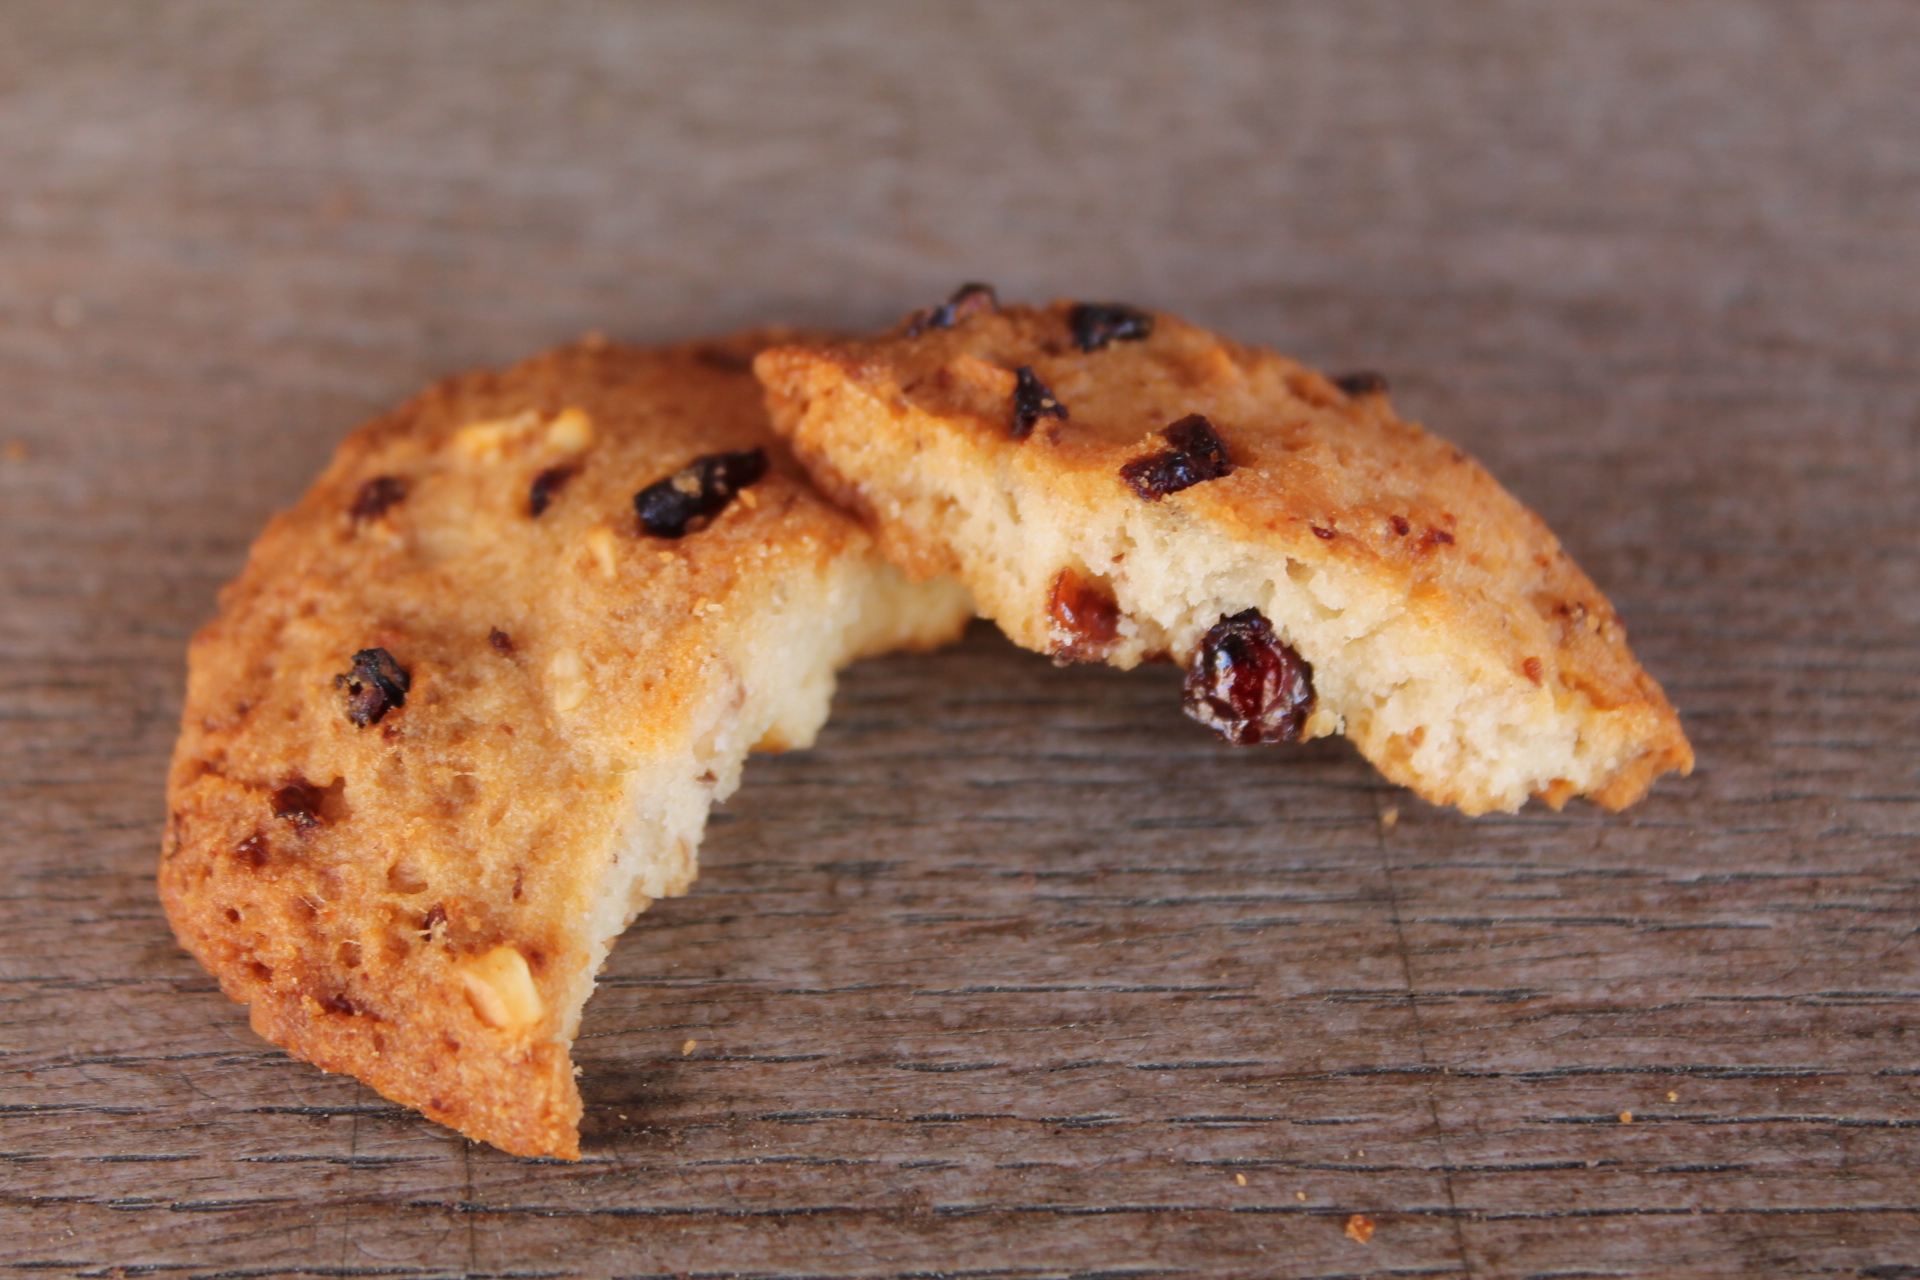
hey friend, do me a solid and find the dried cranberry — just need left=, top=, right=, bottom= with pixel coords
left=316, top=991, right=360, bottom=1018
left=335, top=647, right=411, bottom=727
left=1332, top=370, right=1390, bottom=398
left=235, top=831, right=270, bottom=869
left=1426, top=527, right=1455, bottom=546
left=350, top=476, right=407, bottom=522
left=1182, top=609, right=1314, bottom=745
left=906, top=283, right=998, bottom=335
left=1390, top=515, right=1411, bottom=536
left=1047, top=569, right=1121, bottom=662
left=1069, top=302, right=1154, bottom=352
left=488, top=628, right=515, bottom=655
left=1011, top=366, right=1067, bottom=440
left=1312, top=525, right=1336, bottom=540
left=528, top=465, right=576, bottom=517
left=271, top=778, right=325, bottom=831
left=1120, top=414, right=1233, bottom=500
left=635, top=448, right=768, bottom=538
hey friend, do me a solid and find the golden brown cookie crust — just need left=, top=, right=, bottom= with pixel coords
left=161, top=335, right=969, bottom=1158
left=756, top=298, right=1692, bottom=815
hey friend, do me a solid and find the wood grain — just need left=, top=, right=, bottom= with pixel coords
left=2, top=3, right=1916, bottom=1276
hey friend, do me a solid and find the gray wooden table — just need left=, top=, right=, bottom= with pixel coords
left=3, top=4, right=1916, bottom=1276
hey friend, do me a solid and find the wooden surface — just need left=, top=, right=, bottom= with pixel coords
left=2, top=3, right=1917, bottom=1276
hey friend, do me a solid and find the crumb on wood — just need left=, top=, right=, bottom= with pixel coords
left=1620, top=1110, right=1634, bottom=1123
left=682, top=1039, right=698, bottom=1056
left=1345, top=1213, right=1375, bottom=1244
left=1234, top=1172, right=1247, bottom=1186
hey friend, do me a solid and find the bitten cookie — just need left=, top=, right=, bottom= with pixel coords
left=755, top=289, right=1691, bottom=815
left=160, top=335, right=971, bottom=1158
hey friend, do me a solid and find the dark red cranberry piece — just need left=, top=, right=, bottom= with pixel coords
left=1011, top=366, right=1067, bottom=440
left=1068, top=302, right=1154, bottom=352
left=634, top=448, right=768, bottom=538
left=528, top=465, right=576, bottom=517
left=1047, top=569, right=1121, bottom=662
left=271, top=777, right=326, bottom=831
left=316, top=990, right=360, bottom=1018
left=235, top=831, right=270, bottom=869
left=1120, top=414, right=1233, bottom=500
left=1390, top=515, right=1411, bottom=536
left=335, top=647, right=411, bottom=727
left=1182, top=609, right=1314, bottom=745
left=350, top=476, right=407, bottom=522
left=488, top=628, right=515, bottom=655
left=906, top=283, right=999, bottom=335
left=1332, top=370, right=1390, bottom=398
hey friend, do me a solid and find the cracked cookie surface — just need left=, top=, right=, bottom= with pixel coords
left=755, top=294, right=1690, bottom=815
left=161, top=335, right=970, bottom=1157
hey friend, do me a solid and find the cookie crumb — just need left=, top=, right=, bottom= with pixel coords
left=586, top=526, right=618, bottom=580
left=1234, top=1173, right=1247, bottom=1187
left=1296, top=1191, right=1307, bottom=1202
left=1619, top=1110, right=1634, bottom=1124
left=548, top=650, right=589, bottom=713
left=1345, top=1214, right=1375, bottom=1244
left=1667, top=1090, right=1678, bottom=1102
left=545, top=407, right=595, bottom=454
left=1380, top=806, right=1399, bottom=831
left=682, top=1039, right=698, bottom=1056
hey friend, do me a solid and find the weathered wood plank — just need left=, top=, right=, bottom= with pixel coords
left=2, top=2, right=1917, bottom=1276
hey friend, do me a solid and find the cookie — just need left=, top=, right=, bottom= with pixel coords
left=755, top=290, right=1692, bottom=815
left=160, top=335, right=971, bottom=1158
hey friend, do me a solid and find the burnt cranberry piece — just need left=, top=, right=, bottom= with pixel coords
left=1332, top=370, right=1390, bottom=398
left=1182, top=609, right=1314, bottom=745
left=1068, top=302, right=1154, bottom=352
left=634, top=448, right=768, bottom=538
left=906, top=282, right=999, bottom=335
left=350, top=476, right=407, bottom=522
left=271, top=778, right=326, bottom=830
left=1011, top=366, right=1067, bottom=440
left=1047, top=568, right=1121, bottom=662
left=528, top=465, right=576, bottom=517
left=335, top=647, right=411, bottom=727
left=1120, top=414, right=1233, bottom=500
